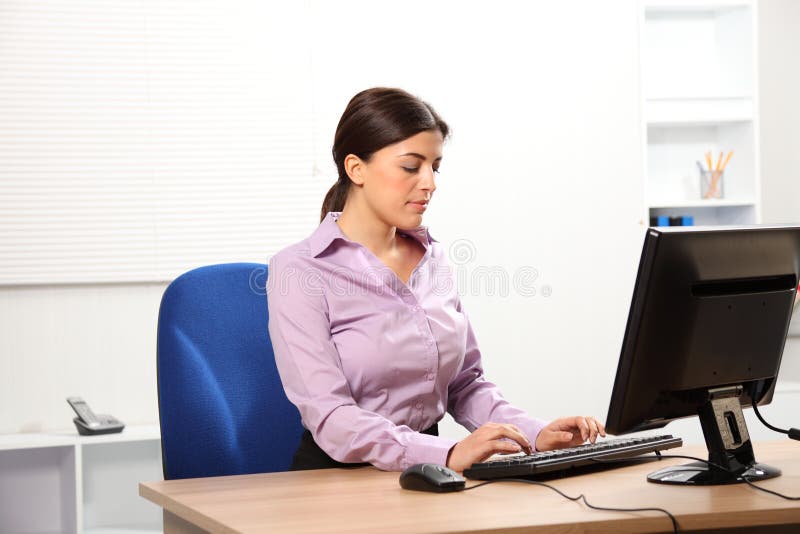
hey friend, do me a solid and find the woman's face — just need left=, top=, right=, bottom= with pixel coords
left=353, top=129, right=443, bottom=230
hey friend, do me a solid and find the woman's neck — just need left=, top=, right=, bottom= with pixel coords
left=336, top=203, right=399, bottom=258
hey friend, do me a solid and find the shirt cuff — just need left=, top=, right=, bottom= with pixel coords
left=523, top=417, right=549, bottom=452
left=401, top=432, right=459, bottom=471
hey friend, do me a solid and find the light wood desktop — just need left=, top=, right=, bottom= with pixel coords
left=140, top=440, right=799, bottom=533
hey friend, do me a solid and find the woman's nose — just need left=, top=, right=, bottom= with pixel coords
left=420, top=167, right=437, bottom=193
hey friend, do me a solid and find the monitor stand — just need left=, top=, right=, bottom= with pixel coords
left=648, top=385, right=781, bottom=485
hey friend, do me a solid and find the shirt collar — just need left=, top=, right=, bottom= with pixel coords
left=309, top=211, right=437, bottom=258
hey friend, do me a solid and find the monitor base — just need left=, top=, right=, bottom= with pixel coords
left=647, top=385, right=783, bottom=485
left=648, top=461, right=781, bottom=485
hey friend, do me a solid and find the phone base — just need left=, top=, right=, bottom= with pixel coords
left=73, top=417, right=125, bottom=436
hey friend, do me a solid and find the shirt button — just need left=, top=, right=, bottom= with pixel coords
left=427, top=373, right=435, bottom=381
left=426, top=339, right=433, bottom=346
left=413, top=305, right=421, bottom=312
left=415, top=401, right=423, bottom=409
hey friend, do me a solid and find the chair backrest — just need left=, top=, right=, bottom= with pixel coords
left=157, top=263, right=302, bottom=479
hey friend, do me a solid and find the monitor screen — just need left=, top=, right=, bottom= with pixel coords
left=605, top=225, right=800, bottom=485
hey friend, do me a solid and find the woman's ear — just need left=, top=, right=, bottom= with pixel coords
left=344, top=154, right=366, bottom=186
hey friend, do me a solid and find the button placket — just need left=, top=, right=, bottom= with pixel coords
left=411, top=315, right=435, bottom=392
left=402, top=269, right=438, bottom=394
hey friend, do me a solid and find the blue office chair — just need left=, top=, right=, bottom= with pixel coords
left=156, top=263, right=303, bottom=479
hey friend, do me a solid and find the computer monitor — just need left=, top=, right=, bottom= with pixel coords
left=606, top=225, right=800, bottom=486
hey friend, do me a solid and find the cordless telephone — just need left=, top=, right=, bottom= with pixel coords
left=66, top=397, right=124, bottom=435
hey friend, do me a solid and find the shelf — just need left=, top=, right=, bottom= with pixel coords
left=643, top=1, right=753, bottom=16
left=0, top=425, right=162, bottom=534
left=57, top=424, right=161, bottom=445
left=0, top=425, right=160, bottom=451
left=640, top=0, right=759, bottom=228
left=642, top=2, right=754, bottom=103
left=0, top=431, right=76, bottom=451
left=645, top=97, right=753, bottom=124
left=648, top=199, right=756, bottom=208
left=645, top=114, right=758, bottom=219
left=649, top=204, right=757, bottom=226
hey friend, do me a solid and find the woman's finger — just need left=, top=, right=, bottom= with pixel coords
left=574, top=416, right=590, bottom=441
left=474, top=439, right=521, bottom=463
left=485, top=423, right=532, bottom=454
left=585, top=417, right=599, bottom=443
left=490, top=439, right=524, bottom=456
left=597, top=418, right=607, bottom=437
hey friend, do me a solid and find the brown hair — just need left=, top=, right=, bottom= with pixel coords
left=320, top=87, right=449, bottom=222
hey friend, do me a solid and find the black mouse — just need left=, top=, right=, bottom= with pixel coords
left=399, top=463, right=466, bottom=492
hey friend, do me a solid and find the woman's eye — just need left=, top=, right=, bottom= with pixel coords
left=402, top=166, right=441, bottom=174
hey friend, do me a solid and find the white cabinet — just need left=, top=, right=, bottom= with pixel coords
left=0, top=426, right=162, bottom=534
left=640, top=0, right=761, bottom=226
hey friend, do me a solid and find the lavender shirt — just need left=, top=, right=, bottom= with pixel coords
left=267, top=212, right=547, bottom=471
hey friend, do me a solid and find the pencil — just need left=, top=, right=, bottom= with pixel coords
left=715, top=151, right=724, bottom=172
left=720, top=151, right=734, bottom=172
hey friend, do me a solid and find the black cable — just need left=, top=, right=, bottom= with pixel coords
left=463, top=478, right=679, bottom=533
left=750, top=400, right=800, bottom=441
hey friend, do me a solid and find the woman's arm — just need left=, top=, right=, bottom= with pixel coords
left=267, top=253, right=456, bottom=471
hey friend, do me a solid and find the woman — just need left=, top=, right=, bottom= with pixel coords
left=267, top=87, right=605, bottom=472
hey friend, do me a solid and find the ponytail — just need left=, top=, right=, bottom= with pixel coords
left=319, top=178, right=350, bottom=222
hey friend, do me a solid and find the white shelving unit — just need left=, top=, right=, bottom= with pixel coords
left=0, top=425, right=162, bottom=534
left=640, top=0, right=761, bottom=226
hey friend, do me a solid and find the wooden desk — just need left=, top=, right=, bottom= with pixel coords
left=140, top=441, right=800, bottom=533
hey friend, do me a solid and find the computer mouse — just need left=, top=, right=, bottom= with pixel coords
left=399, top=463, right=466, bottom=493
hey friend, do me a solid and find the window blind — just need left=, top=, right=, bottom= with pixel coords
left=0, top=0, right=324, bottom=284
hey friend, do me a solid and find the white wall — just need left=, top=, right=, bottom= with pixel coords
left=760, top=0, right=800, bottom=226
left=0, top=283, right=165, bottom=432
left=1, top=0, right=797, bottom=450
left=759, top=0, right=800, bottom=366
left=751, top=0, right=800, bottom=444
left=308, top=1, right=645, bottom=440
left=0, top=0, right=644, bottom=435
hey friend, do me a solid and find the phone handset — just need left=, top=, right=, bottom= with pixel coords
left=67, top=397, right=101, bottom=427
left=66, top=397, right=124, bottom=435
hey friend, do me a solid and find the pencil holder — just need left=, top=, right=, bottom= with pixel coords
left=700, top=169, right=724, bottom=199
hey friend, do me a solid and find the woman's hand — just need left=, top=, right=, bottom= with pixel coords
left=446, top=422, right=533, bottom=472
left=535, top=416, right=606, bottom=451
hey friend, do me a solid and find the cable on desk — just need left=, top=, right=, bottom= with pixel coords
left=463, top=478, right=679, bottom=534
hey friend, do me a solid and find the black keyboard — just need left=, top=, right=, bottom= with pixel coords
left=463, top=434, right=683, bottom=480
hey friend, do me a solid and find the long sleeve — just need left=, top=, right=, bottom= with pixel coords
left=447, top=298, right=548, bottom=449
left=267, top=252, right=457, bottom=471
